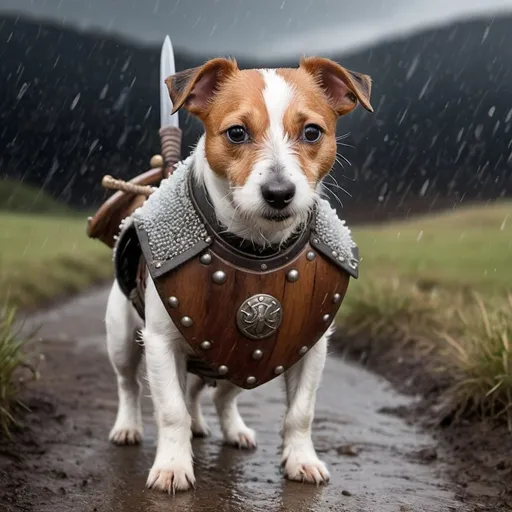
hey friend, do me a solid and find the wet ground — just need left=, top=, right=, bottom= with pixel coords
left=1, top=287, right=470, bottom=512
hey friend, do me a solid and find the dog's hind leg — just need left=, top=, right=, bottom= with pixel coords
left=105, top=280, right=144, bottom=445
left=187, top=374, right=210, bottom=437
left=281, top=331, right=331, bottom=485
left=213, top=380, right=256, bottom=449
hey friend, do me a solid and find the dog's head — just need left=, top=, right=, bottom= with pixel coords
left=166, top=57, right=372, bottom=242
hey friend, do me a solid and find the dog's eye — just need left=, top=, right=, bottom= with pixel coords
left=303, top=124, right=323, bottom=143
left=226, top=126, right=248, bottom=144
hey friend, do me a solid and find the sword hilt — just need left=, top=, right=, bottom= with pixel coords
left=159, top=126, right=182, bottom=177
left=101, top=175, right=155, bottom=197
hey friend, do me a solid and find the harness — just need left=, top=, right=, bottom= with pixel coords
left=114, top=158, right=359, bottom=389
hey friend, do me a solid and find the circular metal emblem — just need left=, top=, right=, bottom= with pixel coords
left=237, top=294, right=283, bottom=340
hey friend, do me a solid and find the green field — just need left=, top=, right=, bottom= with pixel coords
left=0, top=181, right=112, bottom=307
left=351, top=202, right=511, bottom=295
left=0, top=212, right=112, bottom=308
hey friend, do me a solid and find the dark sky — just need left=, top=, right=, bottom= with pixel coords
left=1, top=0, right=512, bottom=57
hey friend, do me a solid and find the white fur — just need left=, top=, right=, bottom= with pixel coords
left=259, top=69, right=313, bottom=216
left=106, top=275, right=330, bottom=490
left=105, top=73, right=332, bottom=492
left=193, top=70, right=316, bottom=247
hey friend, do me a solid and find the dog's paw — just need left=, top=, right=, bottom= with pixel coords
left=282, top=449, right=330, bottom=485
left=109, top=426, right=142, bottom=446
left=146, top=465, right=195, bottom=493
left=224, top=426, right=257, bottom=450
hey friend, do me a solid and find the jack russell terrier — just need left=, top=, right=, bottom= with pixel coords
left=104, top=56, right=372, bottom=493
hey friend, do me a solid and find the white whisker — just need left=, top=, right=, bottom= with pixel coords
left=334, top=155, right=346, bottom=170
left=324, top=174, right=352, bottom=198
left=336, top=141, right=354, bottom=149
left=321, top=185, right=344, bottom=208
left=336, top=152, right=352, bottom=167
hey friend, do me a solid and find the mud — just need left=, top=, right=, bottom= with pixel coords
left=0, top=288, right=477, bottom=511
left=337, top=335, right=512, bottom=510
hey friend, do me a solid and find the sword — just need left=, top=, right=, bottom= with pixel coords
left=160, top=35, right=179, bottom=129
left=158, top=35, right=182, bottom=177
left=90, top=36, right=182, bottom=246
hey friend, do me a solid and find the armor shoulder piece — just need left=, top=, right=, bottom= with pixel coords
left=133, top=157, right=212, bottom=279
left=311, top=199, right=360, bottom=278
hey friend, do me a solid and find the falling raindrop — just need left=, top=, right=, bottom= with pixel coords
left=113, top=88, right=130, bottom=111
left=89, top=139, right=99, bottom=154
left=419, top=179, right=429, bottom=197
left=481, top=25, right=491, bottom=43
left=418, top=78, right=431, bottom=100
left=99, top=84, right=109, bottom=100
left=70, top=93, right=80, bottom=111
left=16, top=82, right=29, bottom=101
left=406, top=55, right=420, bottom=81
left=121, top=57, right=131, bottom=72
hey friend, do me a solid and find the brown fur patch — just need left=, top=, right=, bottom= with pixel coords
left=203, top=70, right=269, bottom=186
left=278, top=68, right=338, bottom=185
left=299, top=57, right=373, bottom=114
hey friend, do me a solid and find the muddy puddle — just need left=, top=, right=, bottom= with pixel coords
left=1, top=288, right=467, bottom=512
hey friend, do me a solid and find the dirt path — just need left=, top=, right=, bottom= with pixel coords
left=1, top=287, right=468, bottom=512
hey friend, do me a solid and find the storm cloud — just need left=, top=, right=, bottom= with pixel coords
left=1, top=0, right=512, bottom=57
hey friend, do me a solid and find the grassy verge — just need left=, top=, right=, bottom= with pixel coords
left=338, top=201, right=512, bottom=425
left=0, top=212, right=112, bottom=309
left=0, top=210, right=112, bottom=432
left=0, top=304, right=38, bottom=436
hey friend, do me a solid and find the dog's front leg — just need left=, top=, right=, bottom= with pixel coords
left=143, top=281, right=195, bottom=493
left=281, top=332, right=330, bottom=485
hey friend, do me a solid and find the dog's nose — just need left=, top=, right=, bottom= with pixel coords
left=261, top=181, right=296, bottom=210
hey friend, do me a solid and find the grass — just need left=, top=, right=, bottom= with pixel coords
left=0, top=212, right=112, bottom=309
left=352, top=202, right=511, bottom=294
left=441, top=295, right=512, bottom=427
left=341, top=278, right=443, bottom=345
left=0, top=304, right=38, bottom=437
left=339, top=201, right=512, bottom=425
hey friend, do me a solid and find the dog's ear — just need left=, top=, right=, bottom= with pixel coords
left=300, top=56, right=373, bottom=116
left=166, top=58, right=238, bottom=116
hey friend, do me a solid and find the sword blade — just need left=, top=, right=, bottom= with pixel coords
left=160, top=35, right=179, bottom=129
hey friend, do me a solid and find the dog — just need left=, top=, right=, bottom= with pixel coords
left=104, top=56, right=372, bottom=493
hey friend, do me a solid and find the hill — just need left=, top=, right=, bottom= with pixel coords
left=0, top=179, right=71, bottom=214
left=1, top=14, right=511, bottom=222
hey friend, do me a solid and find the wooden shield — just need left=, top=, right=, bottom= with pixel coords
left=153, top=242, right=350, bottom=389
